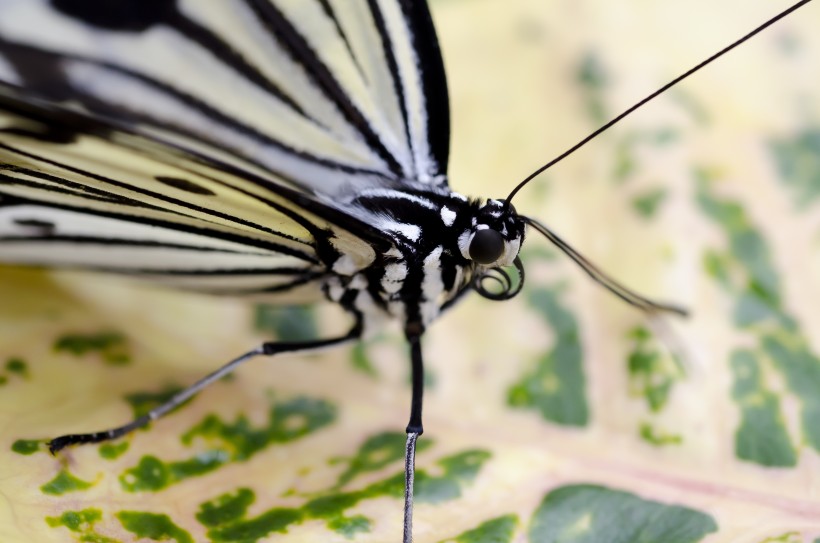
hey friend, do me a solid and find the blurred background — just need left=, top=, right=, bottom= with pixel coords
left=1, top=0, right=819, bottom=541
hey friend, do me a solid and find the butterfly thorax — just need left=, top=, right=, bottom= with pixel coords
left=324, top=187, right=525, bottom=334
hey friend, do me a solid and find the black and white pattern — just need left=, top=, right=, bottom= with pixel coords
left=0, top=9, right=530, bottom=536
left=0, top=0, right=527, bottom=332
left=0, top=0, right=449, bottom=192
left=0, top=1, right=704, bottom=540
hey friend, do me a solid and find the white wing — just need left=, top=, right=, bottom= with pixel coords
left=0, top=0, right=451, bottom=196
left=0, top=87, right=393, bottom=300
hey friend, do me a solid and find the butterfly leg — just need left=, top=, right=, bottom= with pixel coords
left=403, top=331, right=425, bottom=543
left=48, top=317, right=363, bottom=454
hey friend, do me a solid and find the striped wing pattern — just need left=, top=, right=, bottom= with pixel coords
left=0, top=0, right=450, bottom=297
left=0, top=91, right=390, bottom=299
left=0, top=0, right=449, bottom=192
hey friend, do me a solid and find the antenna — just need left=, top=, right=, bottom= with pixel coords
left=505, top=0, right=813, bottom=204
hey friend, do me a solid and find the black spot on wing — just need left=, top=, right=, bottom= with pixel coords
left=50, top=0, right=178, bottom=32
left=0, top=39, right=73, bottom=102
left=155, top=176, right=216, bottom=196
left=12, top=218, right=56, bottom=236
left=1, top=124, right=78, bottom=144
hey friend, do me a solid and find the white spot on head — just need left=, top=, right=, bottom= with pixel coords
left=499, top=237, right=521, bottom=267
left=458, top=223, right=490, bottom=259
left=458, top=230, right=474, bottom=260
left=440, top=206, right=456, bottom=227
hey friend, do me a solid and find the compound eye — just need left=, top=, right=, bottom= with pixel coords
left=469, top=229, right=505, bottom=264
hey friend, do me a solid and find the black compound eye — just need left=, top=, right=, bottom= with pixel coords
left=469, top=229, right=505, bottom=264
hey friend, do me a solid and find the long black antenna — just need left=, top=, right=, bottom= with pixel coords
left=505, top=0, right=813, bottom=204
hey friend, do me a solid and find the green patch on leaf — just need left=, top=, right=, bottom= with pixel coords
left=439, top=514, right=518, bottom=543
left=703, top=250, right=732, bottom=288
left=254, top=305, right=317, bottom=342
left=46, top=508, right=102, bottom=532
left=6, top=357, right=28, bottom=377
left=46, top=508, right=121, bottom=543
left=508, top=286, right=589, bottom=426
left=757, top=532, right=802, bottom=543
left=350, top=341, right=379, bottom=377
left=731, top=350, right=797, bottom=467
left=631, top=187, right=668, bottom=219
left=576, top=51, right=609, bottom=124
left=648, top=128, right=681, bottom=146
left=41, top=469, right=96, bottom=495
left=613, top=139, right=637, bottom=183
left=698, top=176, right=820, bottom=462
left=760, top=334, right=820, bottom=451
left=639, top=422, right=683, bottom=447
left=769, top=128, right=820, bottom=209
left=11, top=438, right=41, bottom=455
left=519, top=244, right=558, bottom=263
left=132, top=446, right=490, bottom=541
left=207, top=507, right=303, bottom=542
left=302, top=449, right=491, bottom=536
left=117, top=511, right=193, bottom=543
left=416, top=450, right=491, bottom=503
left=99, top=441, right=130, bottom=460
left=328, top=515, right=370, bottom=538
left=529, top=484, right=718, bottom=542
left=333, top=431, right=432, bottom=489
left=120, top=397, right=335, bottom=491
left=197, top=488, right=256, bottom=528
left=54, top=330, right=131, bottom=366
left=626, top=326, right=683, bottom=412
left=671, top=90, right=711, bottom=125
left=577, top=51, right=608, bottom=90
left=612, top=130, right=680, bottom=185
left=697, top=180, right=781, bottom=313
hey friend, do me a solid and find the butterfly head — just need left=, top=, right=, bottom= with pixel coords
left=459, top=199, right=524, bottom=267
left=458, top=199, right=526, bottom=301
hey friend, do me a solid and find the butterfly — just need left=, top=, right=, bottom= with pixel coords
left=0, top=1, right=810, bottom=541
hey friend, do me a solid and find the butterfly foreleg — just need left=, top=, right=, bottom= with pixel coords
left=47, top=314, right=365, bottom=455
